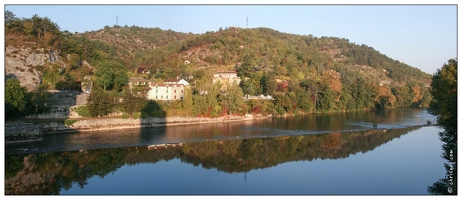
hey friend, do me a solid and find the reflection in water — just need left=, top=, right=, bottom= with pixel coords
left=5, top=127, right=420, bottom=195
left=5, top=108, right=434, bottom=156
left=427, top=128, right=458, bottom=195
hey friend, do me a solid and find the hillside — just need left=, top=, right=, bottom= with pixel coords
left=85, top=26, right=431, bottom=86
left=4, top=11, right=433, bottom=120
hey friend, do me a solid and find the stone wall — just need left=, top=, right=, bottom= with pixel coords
left=76, top=93, right=90, bottom=105
left=34, top=115, right=263, bottom=133
left=25, top=91, right=89, bottom=119
left=5, top=123, right=43, bottom=143
left=66, top=115, right=249, bottom=131
left=25, top=106, right=70, bottom=119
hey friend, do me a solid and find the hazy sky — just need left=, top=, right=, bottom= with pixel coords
left=4, top=3, right=458, bottom=75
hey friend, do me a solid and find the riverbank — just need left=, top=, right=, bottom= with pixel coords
left=10, top=114, right=273, bottom=134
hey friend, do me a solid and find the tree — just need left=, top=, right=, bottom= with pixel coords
left=376, top=85, right=396, bottom=108
left=427, top=58, right=458, bottom=195
left=428, top=58, right=457, bottom=133
left=181, top=87, right=193, bottom=115
left=121, top=89, right=146, bottom=116
left=5, top=10, right=26, bottom=34
left=27, top=85, right=54, bottom=118
left=238, top=54, right=257, bottom=78
left=5, top=79, right=29, bottom=120
left=87, top=86, right=114, bottom=117
left=194, top=69, right=206, bottom=80
left=220, top=84, right=244, bottom=115
left=67, top=53, right=81, bottom=70
left=241, top=79, right=256, bottom=95
left=94, top=60, right=128, bottom=91
left=4, top=10, right=17, bottom=28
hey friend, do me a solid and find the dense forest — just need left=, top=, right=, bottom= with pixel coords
left=5, top=10, right=434, bottom=119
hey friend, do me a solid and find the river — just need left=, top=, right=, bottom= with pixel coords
left=4, top=108, right=446, bottom=195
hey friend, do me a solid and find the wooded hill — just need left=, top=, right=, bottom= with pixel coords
left=4, top=11, right=433, bottom=119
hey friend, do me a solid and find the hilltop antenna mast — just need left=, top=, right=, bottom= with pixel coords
left=246, top=17, right=248, bottom=29
left=116, top=16, right=118, bottom=26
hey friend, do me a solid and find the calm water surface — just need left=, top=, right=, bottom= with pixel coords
left=4, top=109, right=446, bottom=195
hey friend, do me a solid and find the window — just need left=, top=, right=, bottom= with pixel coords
left=174, top=95, right=176, bottom=99
left=166, top=95, right=168, bottom=99
left=161, top=95, right=163, bottom=99
left=181, top=90, right=183, bottom=93
left=174, top=90, right=176, bottom=93
left=156, top=95, right=158, bottom=99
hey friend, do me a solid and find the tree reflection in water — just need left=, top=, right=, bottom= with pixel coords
left=427, top=128, right=457, bottom=195
left=5, top=127, right=421, bottom=195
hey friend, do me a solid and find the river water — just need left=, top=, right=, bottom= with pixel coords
left=4, top=108, right=446, bottom=195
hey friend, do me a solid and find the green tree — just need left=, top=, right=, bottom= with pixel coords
left=4, top=10, right=18, bottom=30
left=181, top=87, right=193, bottom=115
left=67, top=53, right=81, bottom=70
left=241, top=79, right=256, bottom=95
left=427, top=59, right=458, bottom=195
left=5, top=79, right=29, bottom=120
left=27, top=85, right=54, bottom=118
left=428, top=58, right=457, bottom=132
left=220, top=84, right=244, bottom=115
left=121, top=89, right=146, bottom=116
left=94, top=60, right=128, bottom=91
left=87, top=86, right=114, bottom=117
left=193, top=69, right=206, bottom=80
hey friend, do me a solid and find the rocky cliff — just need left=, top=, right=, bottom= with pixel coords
left=5, top=45, right=60, bottom=91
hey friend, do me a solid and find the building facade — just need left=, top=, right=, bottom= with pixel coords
left=148, top=83, right=186, bottom=100
left=212, top=71, right=241, bottom=91
left=129, top=77, right=189, bottom=101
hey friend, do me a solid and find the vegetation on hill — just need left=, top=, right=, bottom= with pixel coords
left=427, top=58, right=457, bottom=195
left=4, top=10, right=434, bottom=119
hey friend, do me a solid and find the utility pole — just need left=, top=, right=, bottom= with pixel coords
left=246, top=17, right=248, bottom=29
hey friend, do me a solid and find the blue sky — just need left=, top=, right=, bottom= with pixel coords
left=4, top=3, right=458, bottom=75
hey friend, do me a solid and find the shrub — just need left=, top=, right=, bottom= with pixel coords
left=75, top=106, right=91, bottom=117
left=64, top=119, right=78, bottom=126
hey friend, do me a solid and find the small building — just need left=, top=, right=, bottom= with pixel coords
left=135, top=66, right=150, bottom=74
left=129, top=77, right=150, bottom=87
left=129, top=77, right=151, bottom=96
left=147, top=78, right=189, bottom=101
left=148, top=83, right=186, bottom=100
left=212, top=71, right=241, bottom=91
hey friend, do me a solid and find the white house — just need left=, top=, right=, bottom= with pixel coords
left=147, top=79, right=189, bottom=101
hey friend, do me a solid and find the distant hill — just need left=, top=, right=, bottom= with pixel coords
left=5, top=11, right=433, bottom=116
left=84, top=26, right=431, bottom=87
